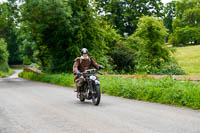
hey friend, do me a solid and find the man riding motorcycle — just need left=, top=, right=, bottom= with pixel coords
left=73, top=48, right=104, bottom=97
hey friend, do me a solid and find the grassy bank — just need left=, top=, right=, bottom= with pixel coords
left=0, top=69, right=14, bottom=78
left=100, top=77, right=200, bottom=109
left=19, top=71, right=200, bottom=109
left=19, top=72, right=74, bottom=87
left=175, top=45, right=200, bottom=75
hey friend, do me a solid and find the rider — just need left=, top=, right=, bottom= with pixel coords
left=73, top=48, right=104, bottom=97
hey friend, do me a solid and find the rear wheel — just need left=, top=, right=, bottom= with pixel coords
left=92, top=85, right=101, bottom=106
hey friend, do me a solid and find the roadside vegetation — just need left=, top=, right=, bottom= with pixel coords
left=19, top=71, right=200, bottom=109
left=175, top=45, right=200, bottom=75
left=0, top=69, right=14, bottom=78
left=19, top=72, right=74, bottom=87
left=0, top=38, right=13, bottom=78
left=101, top=76, right=200, bottom=109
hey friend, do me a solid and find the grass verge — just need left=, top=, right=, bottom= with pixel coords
left=0, top=69, right=14, bottom=78
left=100, top=77, right=200, bottom=109
left=19, top=72, right=74, bottom=87
left=19, top=72, right=200, bottom=109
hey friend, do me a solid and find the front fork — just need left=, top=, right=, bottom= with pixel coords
left=88, top=80, right=94, bottom=94
left=89, top=80, right=100, bottom=94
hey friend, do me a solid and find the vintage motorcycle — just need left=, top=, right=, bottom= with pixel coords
left=77, top=69, right=103, bottom=106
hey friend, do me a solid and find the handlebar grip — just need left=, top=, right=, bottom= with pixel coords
left=97, top=71, right=103, bottom=75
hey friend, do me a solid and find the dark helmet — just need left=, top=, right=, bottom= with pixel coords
left=81, top=48, right=88, bottom=54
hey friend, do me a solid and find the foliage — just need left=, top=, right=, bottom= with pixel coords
left=20, top=0, right=119, bottom=73
left=21, top=0, right=72, bottom=72
left=96, top=0, right=164, bottom=35
left=23, top=55, right=32, bottom=65
left=169, top=0, right=200, bottom=46
left=175, top=45, right=200, bottom=75
left=0, top=38, right=9, bottom=72
left=1, top=0, right=186, bottom=74
left=100, top=76, right=200, bottom=109
left=108, top=42, right=136, bottom=73
left=126, top=16, right=176, bottom=74
left=18, top=31, right=37, bottom=64
left=0, top=0, right=22, bottom=64
left=169, top=26, right=200, bottom=46
left=163, top=1, right=176, bottom=34
left=148, top=58, right=186, bottom=75
left=107, top=16, right=184, bottom=74
left=0, top=69, right=14, bottom=78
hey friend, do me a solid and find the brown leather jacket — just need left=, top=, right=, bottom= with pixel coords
left=73, top=56, right=99, bottom=75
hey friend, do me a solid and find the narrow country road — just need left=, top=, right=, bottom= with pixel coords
left=0, top=70, right=200, bottom=133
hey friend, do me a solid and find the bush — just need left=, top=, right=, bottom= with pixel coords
left=123, top=16, right=185, bottom=75
left=0, top=38, right=9, bottom=72
left=23, top=56, right=32, bottom=65
left=147, top=58, right=186, bottom=75
left=169, top=26, right=200, bottom=46
left=0, top=69, right=14, bottom=78
left=133, top=16, right=169, bottom=72
left=108, top=43, right=136, bottom=73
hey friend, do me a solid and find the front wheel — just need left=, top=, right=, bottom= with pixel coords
left=79, top=90, right=85, bottom=102
left=80, top=95, right=85, bottom=102
left=92, top=85, right=101, bottom=106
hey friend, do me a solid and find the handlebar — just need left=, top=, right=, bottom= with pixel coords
left=77, top=69, right=103, bottom=76
left=97, top=71, right=103, bottom=75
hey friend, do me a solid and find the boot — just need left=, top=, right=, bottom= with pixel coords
left=74, top=86, right=80, bottom=92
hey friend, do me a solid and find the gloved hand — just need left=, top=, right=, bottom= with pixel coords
left=98, top=65, right=104, bottom=70
left=76, top=71, right=81, bottom=76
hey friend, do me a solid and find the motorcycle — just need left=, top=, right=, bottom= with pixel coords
left=77, top=69, right=103, bottom=106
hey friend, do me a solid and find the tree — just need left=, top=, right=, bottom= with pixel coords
left=0, top=0, right=22, bottom=65
left=96, top=0, right=164, bottom=35
left=21, top=0, right=118, bottom=73
left=0, top=38, right=9, bottom=72
left=21, top=0, right=73, bottom=72
left=128, top=16, right=171, bottom=73
left=169, top=0, right=200, bottom=46
left=163, top=1, right=176, bottom=34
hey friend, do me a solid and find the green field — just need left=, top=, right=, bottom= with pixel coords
left=175, top=45, right=200, bottom=75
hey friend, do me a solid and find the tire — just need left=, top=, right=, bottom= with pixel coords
left=79, top=93, right=85, bottom=102
left=92, top=85, right=101, bottom=106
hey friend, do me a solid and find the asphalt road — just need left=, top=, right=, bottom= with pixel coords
left=0, top=70, right=200, bottom=133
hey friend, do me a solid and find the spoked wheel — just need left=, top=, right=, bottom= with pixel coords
left=80, top=96, right=85, bottom=102
left=79, top=92, right=85, bottom=102
left=92, top=85, right=101, bottom=106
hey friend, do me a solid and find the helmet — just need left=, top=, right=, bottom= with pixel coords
left=81, top=48, right=88, bottom=54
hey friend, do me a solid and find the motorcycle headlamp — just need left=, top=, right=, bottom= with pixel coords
left=89, top=75, right=96, bottom=80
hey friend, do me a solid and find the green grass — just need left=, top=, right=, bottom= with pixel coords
left=0, top=69, right=14, bottom=78
left=100, top=77, right=200, bottom=109
left=175, top=45, right=200, bottom=75
left=19, top=72, right=74, bottom=87
left=19, top=71, right=200, bottom=109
